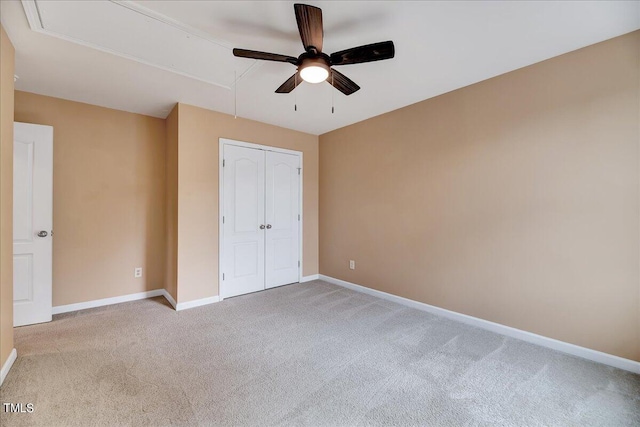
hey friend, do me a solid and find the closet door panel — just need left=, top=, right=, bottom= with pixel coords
left=265, top=151, right=300, bottom=288
left=221, top=145, right=265, bottom=298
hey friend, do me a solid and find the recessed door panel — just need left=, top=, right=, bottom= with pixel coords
left=233, top=242, right=259, bottom=277
left=13, top=140, right=34, bottom=243
left=273, top=238, right=293, bottom=271
left=234, top=159, right=259, bottom=233
left=13, top=254, right=33, bottom=303
left=272, top=163, right=293, bottom=228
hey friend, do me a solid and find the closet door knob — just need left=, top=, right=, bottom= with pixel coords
left=260, top=225, right=266, bottom=230
left=266, top=224, right=272, bottom=229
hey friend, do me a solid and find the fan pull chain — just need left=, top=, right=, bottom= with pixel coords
left=331, top=72, right=334, bottom=114
left=294, top=74, right=298, bottom=112
left=234, top=71, right=237, bottom=119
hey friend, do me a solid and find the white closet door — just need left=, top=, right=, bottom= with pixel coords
left=265, top=151, right=300, bottom=289
left=13, top=122, right=53, bottom=327
left=221, top=145, right=265, bottom=298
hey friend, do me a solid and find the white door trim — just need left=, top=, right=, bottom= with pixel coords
left=218, top=138, right=303, bottom=301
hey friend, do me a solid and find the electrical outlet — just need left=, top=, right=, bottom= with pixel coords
left=134, top=267, right=143, bottom=278
left=349, top=260, right=355, bottom=270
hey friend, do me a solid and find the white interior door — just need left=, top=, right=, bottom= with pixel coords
left=221, top=145, right=265, bottom=298
left=13, top=122, right=53, bottom=327
left=220, top=141, right=302, bottom=299
left=265, top=151, right=300, bottom=289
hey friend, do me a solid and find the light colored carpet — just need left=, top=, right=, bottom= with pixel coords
left=1, top=280, right=639, bottom=426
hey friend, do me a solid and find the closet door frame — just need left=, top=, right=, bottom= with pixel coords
left=218, top=138, right=303, bottom=301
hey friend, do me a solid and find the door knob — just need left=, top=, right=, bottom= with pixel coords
left=37, top=231, right=48, bottom=238
left=266, top=224, right=272, bottom=229
left=260, top=225, right=266, bottom=230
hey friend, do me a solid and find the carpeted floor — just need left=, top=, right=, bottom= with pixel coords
left=1, top=280, right=639, bottom=426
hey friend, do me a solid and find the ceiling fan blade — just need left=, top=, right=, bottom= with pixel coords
left=233, top=48, right=298, bottom=65
left=294, top=3, right=323, bottom=53
left=328, top=69, right=360, bottom=96
left=275, top=73, right=301, bottom=93
left=330, top=41, right=395, bottom=66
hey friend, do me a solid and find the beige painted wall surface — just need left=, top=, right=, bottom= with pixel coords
left=320, top=31, right=640, bottom=361
left=164, top=105, right=178, bottom=302
left=14, top=91, right=166, bottom=306
left=0, top=25, right=15, bottom=370
left=176, top=103, right=319, bottom=303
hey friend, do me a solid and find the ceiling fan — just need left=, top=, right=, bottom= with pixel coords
left=233, top=3, right=395, bottom=96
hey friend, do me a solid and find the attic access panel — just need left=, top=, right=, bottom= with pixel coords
left=23, top=0, right=254, bottom=89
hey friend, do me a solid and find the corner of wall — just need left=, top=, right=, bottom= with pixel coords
left=0, top=24, right=16, bottom=375
left=317, top=32, right=640, bottom=361
left=636, top=30, right=640, bottom=362
left=172, top=103, right=320, bottom=304
left=164, top=103, right=179, bottom=304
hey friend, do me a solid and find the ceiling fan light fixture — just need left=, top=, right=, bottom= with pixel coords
left=299, top=58, right=329, bottom=83
left=233, top=4, right=394, bottom=95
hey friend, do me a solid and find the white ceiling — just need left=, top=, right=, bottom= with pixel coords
left=1, top=1, right=639, bottom=135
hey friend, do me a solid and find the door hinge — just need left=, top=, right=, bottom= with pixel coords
left=223, top=273, right=225, bottom=281
left=223, top=216, right=225, bottom=224
left=297, top=168, right=301, bottom=175
left=223, top=159, right=225, bottom=167
left=298, top=214, right=300, bottom=221
left=298, top=260, right=300, bottom=267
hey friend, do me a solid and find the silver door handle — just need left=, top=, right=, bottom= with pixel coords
left=37, top=231, right=48, bottom=238
left=259, top=225, right=266, bottom=230
left=266, top=224, right=272, bottom=229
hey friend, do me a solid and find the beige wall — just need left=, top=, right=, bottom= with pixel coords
left=164, top=105, right=178, bottom=302
left=9, top=94, right=318, bottom=308
left=14, top=92, right=166, bottom=306
left=0, top=25, right=15, bottom=370
left=319, top=31, right=640, bottom=361
left=176, top=103, right=318, bottom=303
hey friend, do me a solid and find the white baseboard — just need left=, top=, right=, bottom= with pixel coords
left=319, top=275, right=640, bottom=374
left=162, top=290, right=177, bottom=309
left=300, top=274, right=320, bottom=283
left=52, top=288, right=219, bottom=314
left=53, top=289, right=166, bottom=314
left=175, top=296, right=220, bottom=311
left=0, top=348, right=17, bottom=387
